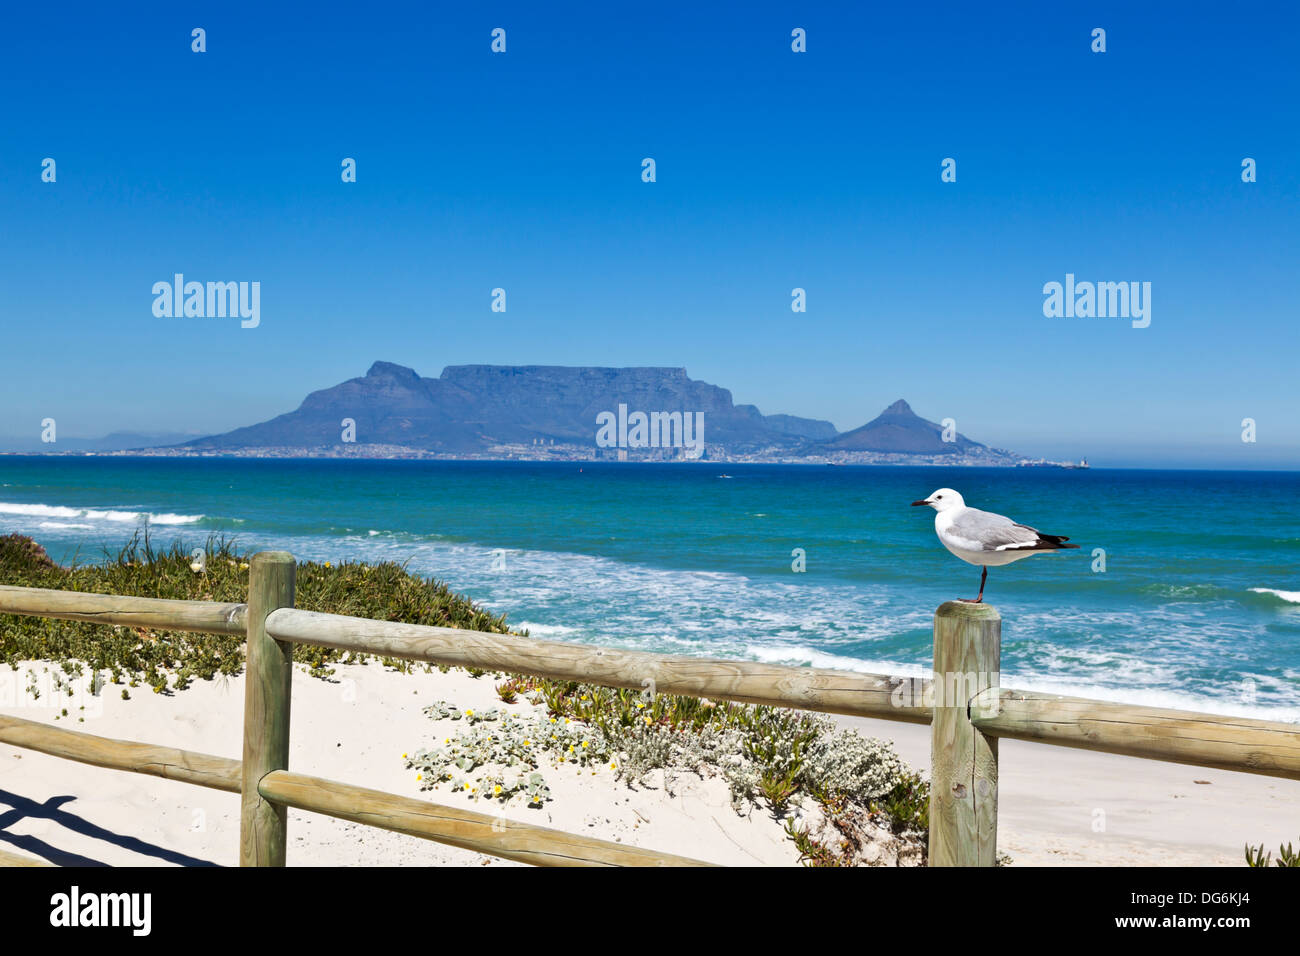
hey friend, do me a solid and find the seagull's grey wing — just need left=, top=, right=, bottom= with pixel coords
left=945, top=508, right=1044, bottom=552
left=946, top=508, right=1076, bottom=552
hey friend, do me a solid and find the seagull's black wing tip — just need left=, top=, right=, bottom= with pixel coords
left=1035, top=531, right=1079, bottom=550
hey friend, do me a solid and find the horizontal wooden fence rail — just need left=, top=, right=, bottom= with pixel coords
left=0, top=713, right=242, bottom=792
left=0, top=584, right=247, bottom=636
left=0, top=712, right=697, bottom=866
left=970, top=688, right=1300, bottom=781
left=3, top=569, right=1300, bottom=868
left=264, top=607, right=933, bottom=723
left=258, top=770, right=715, bottom=867
left=0, top=846, right=53, bottom=867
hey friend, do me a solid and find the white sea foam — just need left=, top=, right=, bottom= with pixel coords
left=998, top=673, right=1300, bottom=725
left=17, top=506, right=1295, bottom=724
left=514, top=622, right=582, bottom=639
left=1250, top=587, right=1300, bottom=604
left=0, top=501, right=202, bottom=526
left=746, top=643, right=931, bottom=678
left=736, top=640, right=1298, bottom=723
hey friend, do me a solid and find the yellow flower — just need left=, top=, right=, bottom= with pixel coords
left=610, top=762, right=618, bottom=770
left=324, top=561, right=331, bottom=569
left=464, top=782, right=471, bottom=790
left=581, top=740, right=589, bottom=748
left=402, top=752, right=408, bottom=759
left=636, top=702, right=645, bottom=710
left=416, top=774, right=422, bottom=780
left=465, top=709, right=474, bottom=717
left=493, top=785, right=502, bottom=795
left=568, top=745, right=575, bottom=753
left=523, top=739, right=530, bottom=745
left=239, top=562, right=249, bottom=570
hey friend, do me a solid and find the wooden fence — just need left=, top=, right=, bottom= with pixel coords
left=1, top=551, right=1298, bottom=867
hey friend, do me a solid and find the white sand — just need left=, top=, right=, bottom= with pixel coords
left=0, top=661, right=798, bottom=867
left=2, top=660, right=1296, bottom=866
left=838, top=714, right=1300, bottom=866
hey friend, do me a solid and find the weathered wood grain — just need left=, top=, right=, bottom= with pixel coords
left=239, top=551, right=295, bottom=867
left=0, top=713, right=241, bottom=791
left=258, top=770, right=716, bottom=867
left=0, top=584, right=246, bottom=635
left=971, top=688, right=1300, bottom=780
left=928, top=601, right=1000, bottom=867
left=13, top=561, right=1300, bottom=871
left=0, top=845, right=54, bottom=866
left=264, top=608, right=932, bottom=722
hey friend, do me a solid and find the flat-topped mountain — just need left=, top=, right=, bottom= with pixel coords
left=143, top=362, right=1020, bottom=463
left=181, top=362, right=838, bottom=455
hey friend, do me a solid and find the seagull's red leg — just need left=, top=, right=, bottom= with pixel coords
left=960, top=566, right=988, bottom=603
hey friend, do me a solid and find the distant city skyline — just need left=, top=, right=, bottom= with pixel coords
left=2, top=2, right=1297, bottom=469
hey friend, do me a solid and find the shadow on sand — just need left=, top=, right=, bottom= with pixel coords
left=0, top=789, right=221, bottom=867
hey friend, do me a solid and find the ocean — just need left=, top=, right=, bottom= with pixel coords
left=2, top=457, right=1297, bottom=722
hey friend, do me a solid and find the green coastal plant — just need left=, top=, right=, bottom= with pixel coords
left=784, top=818, right=851, bottom=867
left=4, top=531, right=927, bottom=862
left=408, top=674, right=929, bottom=859
left=871, top=769, right=930, bottom=834
left=0, top=532, right=518, bottom=694
left=1245, top=839, right=1298, bottom=867
left=404, top=705, right=613, bottom=806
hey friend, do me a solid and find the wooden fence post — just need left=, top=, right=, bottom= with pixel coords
left=928, top=601, right=1000, bottom=866
left=240, top=551, right=296, bottom=866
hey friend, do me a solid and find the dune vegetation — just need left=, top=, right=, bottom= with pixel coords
left=1, top=531, right=928, bottom=864
left=0, top=532, right=512, bottom=694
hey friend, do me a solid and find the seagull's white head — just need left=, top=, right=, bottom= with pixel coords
left=911, top=488, right=965, bottom=512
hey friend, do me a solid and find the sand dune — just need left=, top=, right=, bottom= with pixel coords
left=2, top=660, right=1296, bottom=867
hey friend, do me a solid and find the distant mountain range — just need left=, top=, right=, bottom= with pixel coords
left=43, top=362, right=1023, bottom=464
left=0, top=431, right=201, bottom=453
left=0, top=363, right=1058, bottom=464
left=180, top=362, right=841, bottom=456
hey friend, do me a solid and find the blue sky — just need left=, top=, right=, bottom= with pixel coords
left=1, top=1, right=1297, bottom=467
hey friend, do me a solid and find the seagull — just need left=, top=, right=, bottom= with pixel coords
left=911, top=488, right=1078, bottom=602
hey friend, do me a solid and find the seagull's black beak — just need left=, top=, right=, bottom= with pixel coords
left=911, top=499, right=930, bottom=507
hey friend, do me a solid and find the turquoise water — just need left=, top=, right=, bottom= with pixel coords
left=2, top=457, right=1298, bottom=721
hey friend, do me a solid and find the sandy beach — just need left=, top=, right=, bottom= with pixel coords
left=1, top=659, right=1296, bottom=867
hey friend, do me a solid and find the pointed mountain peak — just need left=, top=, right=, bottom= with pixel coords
left=825, top=398, right=987, bottom=454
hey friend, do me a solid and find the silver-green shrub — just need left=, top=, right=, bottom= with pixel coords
left=798, top=726, right=904, bottom=801
left=405, top=689, right=916, bottom=822
left=405, top=704, right=613, bottom=806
